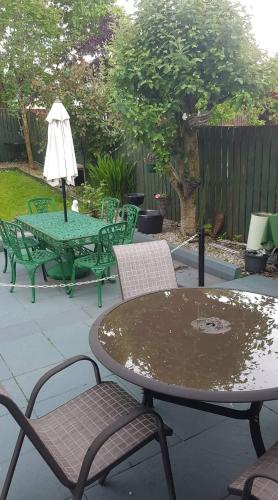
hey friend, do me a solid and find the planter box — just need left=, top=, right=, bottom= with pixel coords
left=138, top=210, right=163, bottom=234
left=245, top=252, right=268, bottom=274
left=124, top=193, right=144, bottom=206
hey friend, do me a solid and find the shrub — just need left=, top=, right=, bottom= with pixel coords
left=87, top=155, right=136, bottom=204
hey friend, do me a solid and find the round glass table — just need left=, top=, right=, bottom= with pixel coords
left=90, top=288, right=278, bottom=456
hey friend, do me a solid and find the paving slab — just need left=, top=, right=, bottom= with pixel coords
left=0, top=251, right=277, bottom=500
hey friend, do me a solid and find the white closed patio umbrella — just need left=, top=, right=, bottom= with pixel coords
left=43, top=99, right=78, bottom=222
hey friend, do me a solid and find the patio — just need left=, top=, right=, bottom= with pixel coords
left=0, top=252, right=277, bottom=499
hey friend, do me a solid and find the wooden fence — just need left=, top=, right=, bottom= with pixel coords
left=1, top=108, right=277, bottom=240
left=120, top=126, right=278, bottom=240
left=198, top=126, right=278, bottom=240
left=0, top=108, right=24, bottom=161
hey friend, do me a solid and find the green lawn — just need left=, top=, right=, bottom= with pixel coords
left=0, top=169, right=64, bottom=220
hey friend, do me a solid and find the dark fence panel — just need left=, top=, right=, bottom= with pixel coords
left=119, top=126, right=278, bottom=240
left=0, top=108, right=25, bottom=161
left=198, top=126, right=278, bottom=240
left=117, top=143, right=180, bottom=221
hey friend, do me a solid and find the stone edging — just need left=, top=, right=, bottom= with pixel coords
left=134, top=231, right=241, bottom=281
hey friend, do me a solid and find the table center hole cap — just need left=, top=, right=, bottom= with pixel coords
left=191, top=317, right=231, bottom=334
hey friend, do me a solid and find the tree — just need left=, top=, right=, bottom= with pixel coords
left=0, top=0, right=62, bottom=168
left=0, top=0, right=115, bottom=169
left=109, top=0, right=264, bottom=234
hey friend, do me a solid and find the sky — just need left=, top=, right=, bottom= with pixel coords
left=116, top=0, right=278, bottom=55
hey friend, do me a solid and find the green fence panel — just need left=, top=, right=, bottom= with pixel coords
left=0, top=108, right=25, bottom=161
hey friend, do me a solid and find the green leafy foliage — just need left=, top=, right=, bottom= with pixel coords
left=74, top=181, right=106, bottom=217
left=109, top=0, right=265, bottom=233
left=87, top=155, right=136, bottom=203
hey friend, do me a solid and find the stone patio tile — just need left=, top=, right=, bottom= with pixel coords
left=0, top=319, right=42, bottom=344
left=17, top=358, right=103, bottom=399
left=42, top=322, right=91, bottom=358
left=0, top=413, right=32, bottom=464
left=35, top=306, right=92, bottom=330
left=86, top=405, right=278, bottom=500
left=217, top=275, right=278, bottom=298
left=0, top=355, right=13, bottom=381
left=0, top=333, right=64, bottom=376
left=0, top=450, right=72, bottom=500
left=0, top=378, right=28, bottom=411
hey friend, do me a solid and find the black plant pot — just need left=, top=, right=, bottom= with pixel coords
left=245, top=252, right=268, bottom=274
left=124, top=193, right=145, bottom=207
left=138, top=210, right=163, bottom=234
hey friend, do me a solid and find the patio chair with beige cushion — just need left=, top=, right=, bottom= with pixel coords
left=228, top=441, right=278, bottom=499
left=113, top=240, right=178, bottom=300
left=0, top=355, right=176, bottom=500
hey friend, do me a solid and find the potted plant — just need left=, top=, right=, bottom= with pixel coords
left=154, top=192, right=171, bottom=218
left=245, top=249, right=268, bottom=274
left=144, top=153, right=156, bottom=173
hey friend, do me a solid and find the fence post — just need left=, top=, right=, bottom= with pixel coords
left=198, top=226, right=205, bottom=287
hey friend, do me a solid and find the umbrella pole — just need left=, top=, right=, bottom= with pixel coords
left=61, top=178, right=68, bottom=222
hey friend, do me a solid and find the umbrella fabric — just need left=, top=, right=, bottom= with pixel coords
left=43, top=101, right=78, bottom=187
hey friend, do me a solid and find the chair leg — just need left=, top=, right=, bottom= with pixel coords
left=99, top=470, right=110, bottom=486
left=157, top=431, right=176, bottom=500
left=3, top=248, right=8, bottom=273
left=96, top=272, right=102, bottom=307
left=71, top=485, right=85, bottom=500
left=41, top=264, right=48, bottom=281
left=0, top=430, right=25, bottom=500
left=28, top=269, right=36, bottom=303
left=10, top=261, right=16, bottom=293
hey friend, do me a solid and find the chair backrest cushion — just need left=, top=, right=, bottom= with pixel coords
left=113, top=240, right=178, bottom=300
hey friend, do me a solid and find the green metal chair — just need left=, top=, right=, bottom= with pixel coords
left=100, top=197, right=120, bottom=223
left=0, top=220, right=38, bottom=275
left=69, top=222, right=127, bottom=307
left=27, top=197, right=57, bottom=214
left=4, top=221, right=66, bottom=303
left=120, top=204, right=140, bottom=244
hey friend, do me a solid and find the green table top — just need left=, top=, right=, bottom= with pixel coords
left=16, top=211, right=108, bottom=244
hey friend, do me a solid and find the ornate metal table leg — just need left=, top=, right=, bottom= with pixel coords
left=249, top=402, right=265, bottom=457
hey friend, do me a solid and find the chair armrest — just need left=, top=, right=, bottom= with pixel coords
left=242, top=472, right=278, bottom=499
left=77, top=407, right=165, bottom=487
left=26, top=355, right=101, bottom=418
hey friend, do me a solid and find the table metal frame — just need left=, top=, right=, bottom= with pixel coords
left=90, top=290, right=278, bottom=458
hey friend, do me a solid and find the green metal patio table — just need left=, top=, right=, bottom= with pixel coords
left=16, top=211, right=108, bottom=279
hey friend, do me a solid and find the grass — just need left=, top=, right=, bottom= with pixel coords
left=0, top=169, right=65, bottom=220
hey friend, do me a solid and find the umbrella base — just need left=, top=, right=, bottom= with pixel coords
left=47, top=263, right=89, bottom=280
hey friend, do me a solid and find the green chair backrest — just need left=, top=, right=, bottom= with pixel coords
left=3, top=221, right=32, bottom=261
left=121, top=204, right=140, bottom=242
left=96, top=222, right=127, bottom=265
left=28, top=197, right=57, bottom=214
left=100, top=197, right=120, bottom=224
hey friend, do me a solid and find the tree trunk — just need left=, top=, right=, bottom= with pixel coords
left=20, top=103, right=34, bottom=171
left=179, top=191, right=197, bottom=236
left=167, top=126, right=199, bottom=236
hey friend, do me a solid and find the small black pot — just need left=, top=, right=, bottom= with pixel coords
left=124, top=193, right=144, bottom=206
left=245, top=252, right=268, bottom=274
left=138, top=210, right=163, bottom=234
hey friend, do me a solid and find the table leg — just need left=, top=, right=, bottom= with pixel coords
left=143, top=389, right=154, bottom=408
left=47, top=248, right=89, bottom=280
left=149, top=391, right=266, bottom=457
left=249, top=402, right=265, bottom=457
